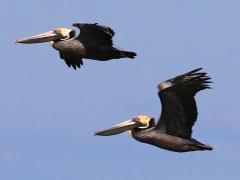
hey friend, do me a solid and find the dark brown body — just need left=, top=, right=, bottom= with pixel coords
left=52, top=39, right=135, bottom=61
left=132, top=128, right=212, bottom=152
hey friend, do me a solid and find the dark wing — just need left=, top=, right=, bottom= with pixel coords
left=59, top=51, right=83, bottom=70
left=72, top=23, right=115, bottom=45
left=155, top=68, right=212, bottom=139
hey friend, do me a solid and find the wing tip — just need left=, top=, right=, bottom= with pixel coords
left=157, top=68, right=213, bottom=92
left=187, top=67, right=203, bottom=74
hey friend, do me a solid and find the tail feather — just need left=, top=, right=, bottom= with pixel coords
left=197, top=144, right=213, bottom=151
left=120, top=51, right=137, bottom=59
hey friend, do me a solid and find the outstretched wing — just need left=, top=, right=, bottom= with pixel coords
left=72, top=23, right=115, bottom=45
left=155, top=68, right=212, bottom=139
left=59, top=51, right=83, bottom=70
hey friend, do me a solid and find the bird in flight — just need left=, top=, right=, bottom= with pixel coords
left=95, top=68, right=213, bottom=152
left=16, top=23, right=137, bottom=69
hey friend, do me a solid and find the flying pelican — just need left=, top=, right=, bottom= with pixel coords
left=16, top=23, right=137, bottom=69
left=95, top=68, right=213, bottom=152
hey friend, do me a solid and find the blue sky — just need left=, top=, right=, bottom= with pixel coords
left=0, top=0, right=239, bottom=179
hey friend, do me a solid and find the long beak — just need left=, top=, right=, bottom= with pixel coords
left=15, top=31, right=64, bottom=44
left=94, top=119, right=143, bottom=136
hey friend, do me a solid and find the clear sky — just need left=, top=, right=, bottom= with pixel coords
left=0, top=0, right=239, bottom=179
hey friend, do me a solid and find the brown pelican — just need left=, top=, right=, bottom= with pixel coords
left=16, top=23, right=137, bottom=69
left=95, top=68, right=213, bottom=152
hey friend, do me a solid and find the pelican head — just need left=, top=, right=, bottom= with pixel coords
left=15, top=28, right=75, bottom=44
left=95, top=115, right=155, bottom=136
